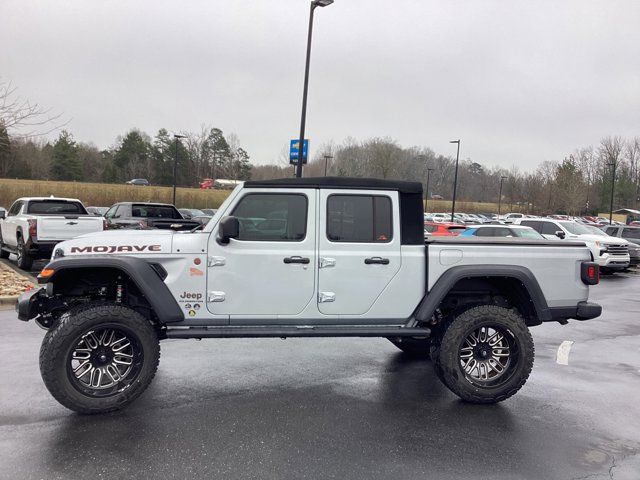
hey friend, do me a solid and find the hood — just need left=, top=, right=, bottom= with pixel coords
left=565, top=233, right=627, bottom=245
left=55, top=229, right=174, bottom=257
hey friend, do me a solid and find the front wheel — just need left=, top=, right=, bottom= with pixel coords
left=432, top=305, right=534, bottom=404
left=39, top=304, right=160, bottom=414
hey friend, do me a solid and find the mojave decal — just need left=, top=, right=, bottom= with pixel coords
left=69, top=245, right=162, bottom=254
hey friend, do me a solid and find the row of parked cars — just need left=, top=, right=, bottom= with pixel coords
left=424, top=212, right=639, bottom=273
left=0, top=196, right=217, bottom=270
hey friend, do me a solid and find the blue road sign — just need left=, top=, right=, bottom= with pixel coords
left=289, top=139, right=309, bottom=164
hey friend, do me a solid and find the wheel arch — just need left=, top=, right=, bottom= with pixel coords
left=413, top=265, right=551, bottom=326
left=43, top=256, right=183, bottom=324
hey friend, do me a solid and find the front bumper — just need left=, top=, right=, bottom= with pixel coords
left=16, top=287, right=46, bottom=321
left=549, top=301, right=602, bottom=323
left=596, top=253, right=630, bottom=270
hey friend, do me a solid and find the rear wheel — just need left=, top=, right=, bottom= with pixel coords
left=387, top=337, right=433, bottom=359
left=39, top=304, right=160, bottom=414
left=16, top=236, right=33, bottom=270
left=432, top=305, right=534, bottom=404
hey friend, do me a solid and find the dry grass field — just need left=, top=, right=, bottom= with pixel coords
left=0, top=178, right=524, bottom=214
left=0, top=178, right=229, bottom=210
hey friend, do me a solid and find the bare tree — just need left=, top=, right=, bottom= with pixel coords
left=0, top=79, right=66, bottom=146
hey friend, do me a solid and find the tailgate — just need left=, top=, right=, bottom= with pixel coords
left=37, top=216, right=103, bottom=241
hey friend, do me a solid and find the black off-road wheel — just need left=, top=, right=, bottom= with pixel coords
left=387, top=337, right=433, bottom=359
left=16, top=236, right=33, bottom=270
left=39, top=304, right=160, bottom=414
left=432, top=305, right=534, bottom=404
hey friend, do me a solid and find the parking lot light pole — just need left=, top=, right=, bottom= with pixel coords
left=296, top=0, right=334, bottom=178
left=172, top=134, right=187, bottom=206
left=323, top=154, right=333, bottom=176
left=425, top=168, right=434, bottom=213
left=449, top=140, right=460, bottom=222
left=498, top=176, right=508, bottom=216
left=608, top=161, right=617, bottom=224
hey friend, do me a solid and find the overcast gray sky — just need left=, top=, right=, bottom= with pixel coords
left=2, top=0, right=639, bottom=169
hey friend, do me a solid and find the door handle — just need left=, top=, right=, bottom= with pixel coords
left=364, top=257, right=390, bottom=265
left=284, top=256, right=310, bottom=264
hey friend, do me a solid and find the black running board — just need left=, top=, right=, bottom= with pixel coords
left=165, top=325, right=431, bottom=339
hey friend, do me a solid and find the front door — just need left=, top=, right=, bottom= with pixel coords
left=206, top=189, right=316, bottom=320
left=317, top=190, right=401, bottom=315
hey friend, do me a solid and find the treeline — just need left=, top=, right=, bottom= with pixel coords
left=0, top=126, right=252, bottom=187
left=1, top=121, right=639, bottom=215
left=253, top=136, right=640, bottom=215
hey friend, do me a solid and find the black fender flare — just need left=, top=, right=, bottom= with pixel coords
left=413, top=265, right=551, bottom=324
left=42, top=256, right=183, bottom=324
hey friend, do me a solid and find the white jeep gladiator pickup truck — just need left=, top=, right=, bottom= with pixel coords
left=0, top=197, right=104, bottom=270
left=17, top=178, right=602, bottom=413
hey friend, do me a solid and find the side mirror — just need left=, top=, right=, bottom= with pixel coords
left=217, top=216, right=240, bottom=245
left=0, top=210, right=5, bottom=220
left=555, top=230, right=566, bottom=239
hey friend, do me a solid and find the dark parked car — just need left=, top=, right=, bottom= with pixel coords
left=86, top=206, right=109, bottom=216
left=178, top=208, right=205, bottom=220
left=201, top=208, right=217, bottom=216
left=104, top=202, right=201, bottom=231
left=602, top=225, right=640, bottom=266
left=126, top=178, right=150, bottom=186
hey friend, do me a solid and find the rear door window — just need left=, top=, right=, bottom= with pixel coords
left=327, top=195, right=392, bottom=243
left=474, top=228, right=495, bottom=237
left=520, top=221, right=541, bottom=233
left=622, top=228, right=640, bottom=239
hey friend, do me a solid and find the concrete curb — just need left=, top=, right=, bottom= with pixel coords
left=0, top=295, right=18, bottom=305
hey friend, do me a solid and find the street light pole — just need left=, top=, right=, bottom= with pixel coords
left=172, top=134, right=186, bottom=206
left=498, top=175, right=508, bottom=216
left=323, top=155, right=333, bottom=176
left=425, top=168, right=434, bottom=213
left=296, top=0, right=334, bottom=178
left=449, top=140, right=460, bottom=222
left=608, top=161, right=617, bottom=224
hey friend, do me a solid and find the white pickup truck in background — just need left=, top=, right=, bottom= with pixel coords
left=0, top=197, right=104, bottom=270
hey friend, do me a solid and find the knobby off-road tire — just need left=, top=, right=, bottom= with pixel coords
left=39, top=304, right=160, bottom=414
left=432, top=305, right=534, bottom=404
left=16, top=236, right=33, bottom=270
left=387, top=337, right=433, bottom=359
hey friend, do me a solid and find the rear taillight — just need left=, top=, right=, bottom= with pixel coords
left=103, top=219, right=109, bottom=230
left=28, top=219, right=37, bottom=239
left=581, top=262, right=599, bottom=285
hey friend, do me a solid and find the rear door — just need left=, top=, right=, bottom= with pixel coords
left=317, top=190, right=401, bottom=315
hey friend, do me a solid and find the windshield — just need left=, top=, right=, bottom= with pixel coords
left=559, top=221, right=593, bottom=235
left=514, top=228, right=544, bottom=239
left=583, top=225, right=608, bottom=237
left=27, top=200, right=87, bottom=215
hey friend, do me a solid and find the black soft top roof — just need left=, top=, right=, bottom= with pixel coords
left=244, top=176, right=423, bottom=194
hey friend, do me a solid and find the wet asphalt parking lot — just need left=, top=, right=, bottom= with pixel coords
left=0, top=273, right=639, bottom=480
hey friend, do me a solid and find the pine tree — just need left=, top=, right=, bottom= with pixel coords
left=50, top=131, right=81, bottom=180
